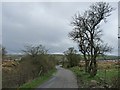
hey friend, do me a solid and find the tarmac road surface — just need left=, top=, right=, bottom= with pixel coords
left=37, top=65, right=78, bottom=88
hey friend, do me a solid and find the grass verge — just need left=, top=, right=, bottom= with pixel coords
left=19, top=68, right=56, bottom=89
left=70, top=66, right=119, bottom=88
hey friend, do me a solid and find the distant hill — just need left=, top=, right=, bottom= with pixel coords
left=6, top=54, right=118, bottom=61
left=6, top=54, right=23, bottom=60
left=96, top=55, right=118, bottom=60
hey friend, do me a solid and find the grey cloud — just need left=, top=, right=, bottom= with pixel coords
left=2, top=2, right=118, bottom=55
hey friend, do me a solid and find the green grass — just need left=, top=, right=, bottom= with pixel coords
left=19, top=69, right=56, bottom=89
left=96, top=69, right=119, bottom=84
left=70, top=66, right=119, bottom=88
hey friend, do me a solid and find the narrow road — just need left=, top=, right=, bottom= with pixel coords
left=37, top=65, right=78, bottom=88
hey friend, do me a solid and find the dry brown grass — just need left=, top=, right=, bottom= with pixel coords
left=97, top=60, right=119, bottom=70
left=78, top=60, right=119, bottom=70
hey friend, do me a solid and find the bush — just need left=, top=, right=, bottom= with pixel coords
left=2, top=54, right=56, bottom=88
left=64, top=47, right=81, bottom=68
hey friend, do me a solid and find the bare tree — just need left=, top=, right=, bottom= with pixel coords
left=22, top=44, right=50, bottom=77
left=69, top=2, right=113, bottom=76
left=22, top=44, right=48, bottom=58
left=2, top=46, right=7, bottom=60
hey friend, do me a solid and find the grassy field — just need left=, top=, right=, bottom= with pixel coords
left=19, top=68, right=56, bottom=89
left=70, top=61, right=119, bottom=88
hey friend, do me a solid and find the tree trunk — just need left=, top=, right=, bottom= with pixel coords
left=84, top=55, right=89, bottom=73
left=85, top=60, right=88, bottom=72
left=93, top=58, right=97, bottom=76
left=88, top=58, right=97, bottom=77
left=88, top=60, right=93, bottom=74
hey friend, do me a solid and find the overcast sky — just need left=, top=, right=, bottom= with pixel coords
left=2, top=2, right=118, bottom=55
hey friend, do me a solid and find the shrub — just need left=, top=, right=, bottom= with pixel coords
left=2, top=54, right=56, bottom=88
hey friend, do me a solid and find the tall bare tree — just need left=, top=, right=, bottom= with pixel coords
left=69, top=2, right=113, bottom=76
